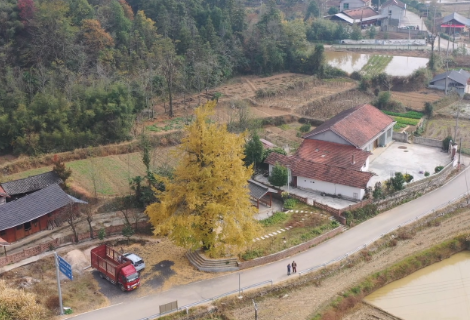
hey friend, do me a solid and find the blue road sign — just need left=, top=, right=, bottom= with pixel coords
left=57, top=255, right=73, bottom=281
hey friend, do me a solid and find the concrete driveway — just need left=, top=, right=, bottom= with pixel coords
left=400, top=11, right=428, bottom=31
left=368, top=142, right=452, bottom=187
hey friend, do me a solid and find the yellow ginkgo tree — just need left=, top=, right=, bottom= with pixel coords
left=145, top=100, right=261, bottom=257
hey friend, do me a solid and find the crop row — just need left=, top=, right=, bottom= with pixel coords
left=383, top=110, right=423, bottom=119
left=393, top=116, right=420, bottom=126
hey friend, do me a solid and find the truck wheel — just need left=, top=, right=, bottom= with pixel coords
left=120, top=284, right=126, bottom=292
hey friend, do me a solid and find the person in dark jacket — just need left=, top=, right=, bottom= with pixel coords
left=287, top=263, right=291, bottom=275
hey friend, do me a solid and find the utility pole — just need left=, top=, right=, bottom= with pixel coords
left=54, top=252, right=64, bottom=316
left=253, top=299, right=259, bottom=320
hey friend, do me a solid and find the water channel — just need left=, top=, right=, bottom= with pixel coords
left=365, top=251, right=470, bottom=320
left=325, top=52, right=429, bottom=76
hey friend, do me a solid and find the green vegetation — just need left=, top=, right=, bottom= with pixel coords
left=360, top=55, right=393, bottom=75
left=343, top=204, right=378, bottom=226
left=394, top=123, right=407, bottom=130
left=146, top=118, right=189, bottom=132
left=283, top=198, right=298, bottom=210
left=383, top=111, right=423, bottom=119
left=260, top=212, right=289, bottom=227
left=393, top=116, right=420, bottom=126
left=269, top=163, right=288, bottom=187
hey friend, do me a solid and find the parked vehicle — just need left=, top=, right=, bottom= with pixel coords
left=91, top=244, right=140, bottom=292
left=121, top=253, right=146, bottom=272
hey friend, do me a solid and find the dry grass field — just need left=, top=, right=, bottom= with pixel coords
left=423, top=116, right=470, bottom=152
left=391, top=90, right=443, bottom=111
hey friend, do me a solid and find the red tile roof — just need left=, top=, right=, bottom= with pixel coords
left=343, top=7, right=378, bottom=19
left=296, top=140, right=370, bottom=171
left=265, top=153, right=373, bottom=189
left=303, top=104, right=394, bottom=148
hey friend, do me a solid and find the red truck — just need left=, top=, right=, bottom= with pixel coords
left=91, top=244, right=140, bottom=292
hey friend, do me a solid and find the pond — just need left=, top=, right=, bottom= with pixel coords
left=325, top=51, right=429, bottom=76
left=365, top=251, right=470, bottom=320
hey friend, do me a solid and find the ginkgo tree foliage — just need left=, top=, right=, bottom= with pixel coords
left=145, top=100, right=261, bottom=257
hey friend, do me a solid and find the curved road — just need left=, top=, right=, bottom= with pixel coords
left=69, top=165, right=470, bottom=320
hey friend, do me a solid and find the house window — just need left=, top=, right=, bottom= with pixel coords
left=24, top=222, right=31, bottom=231
left=16, top=225, right=23, bottom=230
left=32, top=219, right=38, bottom=227
left=0, top=230, right=6, bottom=236
left=343, top=3, right=349, bottom=9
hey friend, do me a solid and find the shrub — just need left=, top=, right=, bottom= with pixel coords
left=299, top=123, right=311, bottom=133
left=403, top=173, right=414, bottom=183
left=435, top=165, right=444, bottom=173
left=442, top=136, right=453, bottom=151
left=350, top=71, right=362, bottom=81
left=241, top=249, right=264, bottom=260
left=424, top=102, right=434, bottom=118
left=98, top=228, right=106, bottom=240
left=283, top=198, right=298, bottom=210
left=424, top=171, right=430, bottom=177
left=390, top=172, right=405, bottom=191
left=269, top=163, right=288, bottom=187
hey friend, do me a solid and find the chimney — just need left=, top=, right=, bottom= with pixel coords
left=352, top=154, right=356, bottom=165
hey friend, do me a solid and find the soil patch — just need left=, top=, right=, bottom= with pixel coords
left=142, top=260, right=176, bottom=287
left=391, top=90, right=443, bottom=111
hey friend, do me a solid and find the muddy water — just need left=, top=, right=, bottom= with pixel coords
left=325, top=52, right=429, bottom=76
left=365, top=251, right=470, bottom=320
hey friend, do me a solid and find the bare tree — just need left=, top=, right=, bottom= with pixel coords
left=64, top=203, right=80, bottom=243
left=160, top=39, right=182, bottom=118
left=84, top=199, right=95, bottom=239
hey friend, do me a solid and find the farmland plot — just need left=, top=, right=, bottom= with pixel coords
left=391, top=90, right=442, bottom=111
left=424, top=117, right=470, bottom=153
left=298, top=89, right=373, bottom=119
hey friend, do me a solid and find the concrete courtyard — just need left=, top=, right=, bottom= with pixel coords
left=367, top=142, right=452, bottom=187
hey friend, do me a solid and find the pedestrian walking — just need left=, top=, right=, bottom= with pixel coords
left=287, top=263, right=291, bottom=276
left=292, top=261, right=297, bottom=273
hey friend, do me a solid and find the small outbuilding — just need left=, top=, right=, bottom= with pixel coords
left=429, top=69, right=470, bottom=97
left=248, top=180, right=276, bottom=209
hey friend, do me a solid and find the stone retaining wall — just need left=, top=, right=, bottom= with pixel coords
left=238, top=226, right=343, bottom=270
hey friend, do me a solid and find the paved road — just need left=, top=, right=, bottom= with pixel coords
left=400, top=11, right=428, bottom=31
left=69, top=165, right=470, bottom=320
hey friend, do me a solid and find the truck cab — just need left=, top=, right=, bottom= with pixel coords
left=118, top=264, right=140, bottom=291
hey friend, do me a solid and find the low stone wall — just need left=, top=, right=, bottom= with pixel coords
left=392, top=131, right=409, bottom=143
left=0, top=221, right=150, bottom=268
left=376, top=162, right=455, bottom=211
left=239, top=227, right=343, bottom=270
left=413, top=136, right=443, bottom=149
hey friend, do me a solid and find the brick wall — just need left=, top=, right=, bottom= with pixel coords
left=238, top=227, right=343, bottom=270
left=0, top=221, right=151, bottom=268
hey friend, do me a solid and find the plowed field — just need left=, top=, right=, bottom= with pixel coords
left=391, top=90, right=442, bottom=111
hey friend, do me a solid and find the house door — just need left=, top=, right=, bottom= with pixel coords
left=373, top=139, right=378, bottom=149
left=292, top=176, right=297, bottom=187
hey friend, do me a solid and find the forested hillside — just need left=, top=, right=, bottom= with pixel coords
left=0, top=0, right=327, bottom=155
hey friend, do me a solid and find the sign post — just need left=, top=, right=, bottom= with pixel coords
left=55, top=252, right=73, bottom=315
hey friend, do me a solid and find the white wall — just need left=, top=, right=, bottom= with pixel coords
left=340, top=0, right=368, bottom=11
left=297, top=176, right=365, bottom=200
left=381, top=5, right=404, bottom=23
left=307, top=130, right=352, bottom=146
left=361, top=156, right=370, bottom=171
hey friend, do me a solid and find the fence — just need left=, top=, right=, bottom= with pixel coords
left=298, top=170, right=470, bottom=277
left=0, top=221, right=150, bottom=268
left=392, top=131, right=409, bottom=143
left=137, top=280, right=273, bottom=320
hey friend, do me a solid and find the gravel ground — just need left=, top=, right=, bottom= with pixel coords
left=224, top=208, right=470, bottom=320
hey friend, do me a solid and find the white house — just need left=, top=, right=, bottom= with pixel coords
left=265, top=104, right=395, bottom=201
left=429, top=69, right=470, bottom=97
left=380, top=0, right=406, bottom=26
left=340, top=0, right=371, bottom=11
